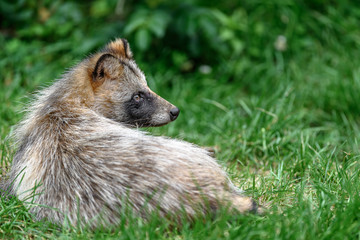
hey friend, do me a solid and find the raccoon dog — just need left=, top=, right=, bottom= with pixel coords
left=4, top=39, right=260, bottom=227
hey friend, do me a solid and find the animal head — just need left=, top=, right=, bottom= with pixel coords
left=86, top=39, right=180, bottom=127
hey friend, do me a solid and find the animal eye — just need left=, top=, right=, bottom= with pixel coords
left=133, top=94, right=141, bottom=102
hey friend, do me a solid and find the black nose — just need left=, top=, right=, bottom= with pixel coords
left=169, top=107, right=180, bottom=121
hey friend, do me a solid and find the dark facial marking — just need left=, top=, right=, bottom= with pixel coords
left=124, top=91, right=158, bottom=127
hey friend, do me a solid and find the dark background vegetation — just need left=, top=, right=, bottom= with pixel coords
left=1, top=0, right=360, bottom=239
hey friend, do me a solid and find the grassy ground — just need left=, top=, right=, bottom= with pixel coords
left=1, top=3, right=360, bottom=240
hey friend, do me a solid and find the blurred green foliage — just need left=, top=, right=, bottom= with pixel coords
left=2, top=0, right=360, bottom=64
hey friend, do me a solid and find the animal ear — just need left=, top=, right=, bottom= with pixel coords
left=105, top=38, right=133, bottom=59
left=91, top=54, right=122, bottom=88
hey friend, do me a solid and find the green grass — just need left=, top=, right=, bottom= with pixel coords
left=2, top=2, right=360, bottom=239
